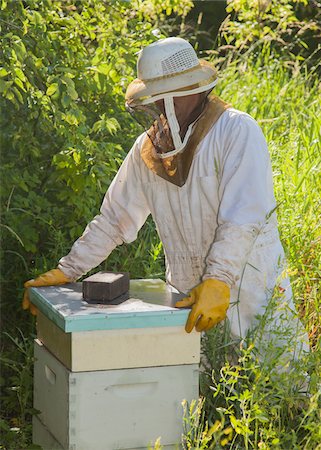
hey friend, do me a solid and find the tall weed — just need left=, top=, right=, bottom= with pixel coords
left=199, top=291, right=320, bottom=449
left=215, top=52, right=321, bottom=344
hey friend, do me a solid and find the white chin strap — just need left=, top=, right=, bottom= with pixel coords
left=157, top=97, right=194, bottom=159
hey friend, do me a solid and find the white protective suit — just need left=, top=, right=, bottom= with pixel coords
left=58, top=107, right=309, bottom=349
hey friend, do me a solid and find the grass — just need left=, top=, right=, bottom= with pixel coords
left=1, top=52, right=320, bottom=449
left=175, top=52, right=321, bottom=449
left=217, top=51, right=321, bottom=340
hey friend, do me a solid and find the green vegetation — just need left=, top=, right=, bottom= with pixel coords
left=1, top=0, right=320, bottom=449
left=161, top=48, right=321, bottom=449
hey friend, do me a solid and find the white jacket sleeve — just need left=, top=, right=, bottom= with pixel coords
left=58, top=139, right=150, bottom=280
left=202, top=112, right=277, bottom=287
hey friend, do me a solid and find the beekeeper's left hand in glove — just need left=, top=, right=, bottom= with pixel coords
left=175, top=278, right=230, bottom=333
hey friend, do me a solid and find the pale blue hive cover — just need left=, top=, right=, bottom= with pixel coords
left=29, top=279, right=189, bottom=332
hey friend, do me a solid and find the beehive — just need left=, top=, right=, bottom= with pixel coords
left=30, top=279, right=200, bottom=450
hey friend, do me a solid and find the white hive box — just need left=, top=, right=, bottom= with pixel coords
left=29, top=279, right=201, bottom=450
left=34, top=339, right=199, bottom=450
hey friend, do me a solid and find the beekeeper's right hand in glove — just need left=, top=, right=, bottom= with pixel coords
left=23, top=268, right=71, bottom=315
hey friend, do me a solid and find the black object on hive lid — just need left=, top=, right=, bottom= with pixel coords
left=82, top=271, right=130, bottom=304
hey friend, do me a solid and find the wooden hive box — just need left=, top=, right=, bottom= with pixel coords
left=33, top=339, right=199, bottom=450
left=31, top=279, right=200, bottom=372
left=29, top=279, right=201, bottom=450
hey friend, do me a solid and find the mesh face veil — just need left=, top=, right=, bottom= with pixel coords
left=126, top=98, right=199, bottom=158
left=125, top=37, right=218, bottom=158
left=126, top=102, right=176, bottom=157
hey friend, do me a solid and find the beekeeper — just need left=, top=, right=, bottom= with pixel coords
left=23, top=37, right=309, bottom=351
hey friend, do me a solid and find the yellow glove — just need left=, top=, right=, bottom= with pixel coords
left=175, top=279, right=230, bottom=333
left=23, top=268, right=71, bottom=316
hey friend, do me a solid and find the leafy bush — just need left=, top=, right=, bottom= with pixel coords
left=216, top=0, right=320, bottom=66
left=0, top=1, right=192, bottom=446
left=0, top=0, right=195, bottom=310
left=0, top=0, right=178, bottom=279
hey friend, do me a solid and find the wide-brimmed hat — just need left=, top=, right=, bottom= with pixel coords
left=126, top=37, right=217, bottom=107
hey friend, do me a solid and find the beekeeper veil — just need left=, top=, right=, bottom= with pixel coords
left=125, top=37, right=218, bottom=160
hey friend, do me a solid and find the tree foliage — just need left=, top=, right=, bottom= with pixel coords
left=217, top=0, right=320, bottom=65
left=0, top=0, right=192, bottom=288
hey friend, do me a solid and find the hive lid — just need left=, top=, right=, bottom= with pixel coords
left=29, top=279, right=189, bottom=332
